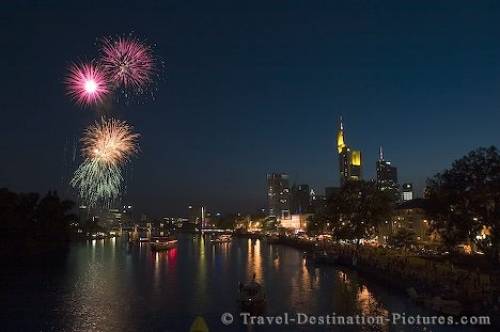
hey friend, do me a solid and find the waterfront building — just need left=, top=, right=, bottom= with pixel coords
left=78, top=205, right=89, bottom=223
left=291, top=184, right=311, bottom=214
left=377, top=199, right=439, bottom=246
left=402, top=183, right=414, bottom=201
left=267, top=173, right=291, bottom=219
left=337, top=116, right=362, bottom=185
left=280, top=213, right=312, bottom=231
left=376, top=146, right=400, bottom=201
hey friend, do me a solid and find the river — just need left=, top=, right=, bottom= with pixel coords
left=0, top=235, right=480, bottom=331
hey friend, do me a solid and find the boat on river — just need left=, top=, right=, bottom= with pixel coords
left=211, top=234, right=232, bottom=244
left=238, top=274, right=266, bottom=313
left=150, top=237, right=178, bottom=251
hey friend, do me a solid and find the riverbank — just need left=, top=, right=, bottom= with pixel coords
left=272, top=236, right=500, bottom=321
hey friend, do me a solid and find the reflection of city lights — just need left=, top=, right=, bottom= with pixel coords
left=163, top=247, right=178, bottom=268
left=273, top=255, right=280, bottom=269
left=337, top=270, right=351, bottom=287
left=356, top=285, right=389, bottom=328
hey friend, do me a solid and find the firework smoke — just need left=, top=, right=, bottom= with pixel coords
left=66, top=62, right=109, bottom=106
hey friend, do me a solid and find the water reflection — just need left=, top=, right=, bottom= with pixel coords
left=246, top=239, right=263, bottom=281
left=60, top=239, right=127, bottom=331
left=271, top=246, right=280, bottom=270
left=153, top=251, right=161, bottom=290
left=1, top=235, right=477, bottom=332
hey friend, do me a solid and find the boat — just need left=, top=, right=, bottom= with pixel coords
left=150, top=236, right=171, bottom=242
left=211, top=234, right=232, bottom=244
left=238, top=274, right=266, bottom=313
left=150, top=238, right=178, bottom=251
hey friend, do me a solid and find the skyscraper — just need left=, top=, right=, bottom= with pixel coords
left=267, top=173, right=291, bottom=219
left=337, top=116, right=362, bottom=185
left=291, top=184, right=311, bottom=214
left=376, top=146, right=399, bottom=200
left=402, top=183, right=414, bottom=201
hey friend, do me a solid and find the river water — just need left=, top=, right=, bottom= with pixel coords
left=0, top=235, right=480, bottom=331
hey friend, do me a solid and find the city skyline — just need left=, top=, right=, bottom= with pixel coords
left=1, top=1, right=499, bottom=216
left=1, top=3, right=499, bottom=330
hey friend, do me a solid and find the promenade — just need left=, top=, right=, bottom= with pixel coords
left=274, top=236, right=500, bottom=319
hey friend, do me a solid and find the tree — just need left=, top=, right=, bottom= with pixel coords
left=212, top=213, right=236, bottom=230
left=328, top=180, right=393, bottom=249
left=387, top=228, right=417, bottom=250
left=306, top=210, right=330, bottom=235
left=425, top=146, right=500, bottom=262
left=0, top=189, right=38, bottom=236
left=0, top=188, right=75, bottom=242
left=262, top=216, right=278, bottom=233
left=35, top=191, right=75, bottom=241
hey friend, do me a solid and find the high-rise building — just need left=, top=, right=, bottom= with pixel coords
left=402, top=183, right=414, bottom=201
left=267, top=173, right=291, bottom=219
left=310, top=192, right=327, bottom=214
left=325, top=186, right=340, bottom=200
left=337, top=116, right=362, bottom=185
left=376, top=146, right=400, bottom=200
left=291, top=184, right=311, bottom=214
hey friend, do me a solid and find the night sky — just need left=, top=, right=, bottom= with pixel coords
left=1, top=1, right=499, bottom=217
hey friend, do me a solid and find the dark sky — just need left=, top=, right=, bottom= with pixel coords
left=1, top=1, right=499, bottom=217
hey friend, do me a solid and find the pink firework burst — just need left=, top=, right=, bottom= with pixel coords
left=66, top=62, right=109, bottom=106
left=99, top=36, right=155, bottom=91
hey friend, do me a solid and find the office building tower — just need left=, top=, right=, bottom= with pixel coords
left=402, top=183, right=414, bottom=201
left=291, top=184, right=311, bottom=214
left=337, top=116, right=362, bottom=185
left=267, top=173, right=291, bottom=219
left=376, top=146, right=400, bottom=200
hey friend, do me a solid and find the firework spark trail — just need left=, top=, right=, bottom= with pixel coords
left=66, top=62, right=109, bottom=106
left=70, top=159, right=123, bottom=206
left=71, top=118, right=139, bottom=206
left=99, top=36, right=155, bottom=92
left=81, top=117, right=140, bottom=165
left=66, top=34, right=155, bottom=205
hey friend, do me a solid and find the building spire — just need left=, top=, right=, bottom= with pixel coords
left=337, top=115, right=346, bottom=153
left=379, top=146, right=384, bottom=160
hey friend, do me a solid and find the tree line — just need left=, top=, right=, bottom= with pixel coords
left=309, top=146, right=500, bottom=264
left=0, top=189, right=75, bottom=244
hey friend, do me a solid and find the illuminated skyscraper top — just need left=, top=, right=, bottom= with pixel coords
left=337, top=116, right=346, bottom=153
left=337, top=116, right=362, bottom=185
